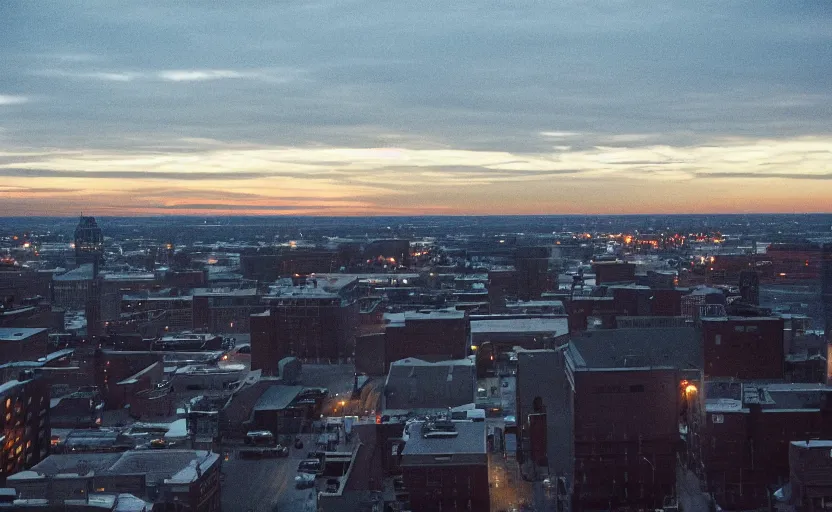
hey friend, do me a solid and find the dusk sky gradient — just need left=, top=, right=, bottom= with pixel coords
left=1, top=1, right=831, bottom=216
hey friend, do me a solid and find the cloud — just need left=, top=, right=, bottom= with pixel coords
left=0, top=168, right=300, bottom=181
left=540, top=132, right=581, bottom=138
left=34, top=68, right=301, bottom=84
left=156, top=70, right=250, bottom=82
left=0, top=95, right=28, bottom=106
left=696, top=172, right=832, bottom=181
left=1, top=1, right=831, bottom=214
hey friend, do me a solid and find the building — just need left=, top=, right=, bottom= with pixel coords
left=783, top=440, right=832, bottom=512
left=400, top=420, right=489, bottom=512
left=515, top=246, right=550, bottom=301
left=471, top=317, right=569, bottom=350
left=0, top=266, right=52, bottom=306
left=52, top=265, right=96, bottom=311
left=251, top=276, right=359, bottom=373
left=120, top=294, right=193, bottom=333
left=1, top=373, right=50, bottom=484
left=98, top=272, right=158, bottom=324
left=519, top=328, right=702, bottom=511
left=0, top=328, right=48, bottom=364
left=192, top=288, right=261, bottom=334
left=593, top=261, right=636, bottom=285
left=8, top=492, right=152, bottom=511
left=515, top=348, right=573, bottom=489
left=94, top=351, right=162, bottom=410
left=73, top=216, right=104, bottom=269
left=316, top=424, right=387, bottom=512
left=250, top=385, right=307, bottom=435
left=382, top=310, right=470, bottom=372
left=688, top=382, right=832, bottom=510
left=7, top=449, right=221, bottom=511
left=701, top=316, right=785, bottom=380
left=240, top=249, right=339, bottom=282
left=384, top=358, right=475, bottom=411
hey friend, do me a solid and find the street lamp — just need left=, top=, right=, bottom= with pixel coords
left=642, top=456, right=656, bottom=509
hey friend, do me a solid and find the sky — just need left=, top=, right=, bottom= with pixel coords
left=1, top=0, right=831, bottom=216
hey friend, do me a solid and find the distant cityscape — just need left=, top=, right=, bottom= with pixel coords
left=0, top=214, right=831, bottom=512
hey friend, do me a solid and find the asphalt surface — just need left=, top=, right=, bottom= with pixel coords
left=219, top=365, right=357, bottom=512
left=220, top=434, right=318, bottom=512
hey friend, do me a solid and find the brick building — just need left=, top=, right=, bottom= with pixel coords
left=701, top=316, right=785, bottom=380
left=687, top=382, right=832, bottom=510
left=0, top=328, right=48, bottom=364
left=400, top=420, right=489, bottom=512
left=1, top=373, right=50, bottom=484
left=382, top=310, right=470, bottom=372
left=784, top=440, right=832, bottom=512
left=515, top=246, right=551, bottom=301
left=192, top=288, right=261, bottom=334
left=565, top=328, right=702, bottom=511
left=515, top=328, right=702, bottom=510
left=7, top=449, right=221, bottom=511
left=251, top=276, right=359, bottom=373
left=593, top=261, right=636, bottom=285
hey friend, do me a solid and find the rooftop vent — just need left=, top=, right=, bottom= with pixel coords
left=422, top=420, right=458, bottom=439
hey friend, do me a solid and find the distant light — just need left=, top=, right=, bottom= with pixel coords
left=401, top=279, right=408, bottom=285
left=685, top=384, right=697, bottom=395
left=471, top=345, right=478, bottom=351
left=779, top=273, right=787, bottom=277
left=339, top=401, right=346, bottom=407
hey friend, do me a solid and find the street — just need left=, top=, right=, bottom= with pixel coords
left=220, top=434, right=318, bottom=512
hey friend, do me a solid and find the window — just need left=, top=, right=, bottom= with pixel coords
left=715, top=334, right=721, bottom=346
left=629, top=384, right=644, bottom=393
left=713, top=414, right=724, bottom=423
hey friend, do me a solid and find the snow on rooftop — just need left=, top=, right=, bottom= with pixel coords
left=164, top=419, right=188, bottom=440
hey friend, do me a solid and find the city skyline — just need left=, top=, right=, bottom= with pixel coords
left=2, top=1, right=832, bottom=216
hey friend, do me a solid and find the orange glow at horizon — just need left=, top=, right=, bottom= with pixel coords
left=2, top=136, right=831, bottom=216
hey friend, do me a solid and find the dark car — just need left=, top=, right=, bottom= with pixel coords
left=295, top=474, right=315, bottom=489
left=297, top=459, right=321, bottom=474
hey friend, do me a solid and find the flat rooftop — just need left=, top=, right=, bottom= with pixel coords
left=9, top=450, right=218, bottom=485
left=0, top=327, right=46, bottom=341
left=567, top=327, right=702, bottom=371
left=471, top=317, right=568, bottom=336
left=401, top=421, right=486, bottom=456
left=192, top=288, right=258, bottom=297
left=53, top=264, right=95, bottom=282
left=384, top=309, right=465, bottom=326
left=253, top=385, right=304, bottom=411
left=101, top=272, right=155, bottom=281
left=266, top=275, right=358, bottom=298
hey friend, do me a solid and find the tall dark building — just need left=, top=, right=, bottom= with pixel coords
left=73, top=216, right=104, bottom=269
left=739, top=269, right=760, bottom=305
left=515, top=246, right=551, bottom=301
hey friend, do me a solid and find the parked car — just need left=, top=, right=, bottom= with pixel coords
left=297, top=459, right=321, bottom=474
left=295, top=473, right=315, bottom=489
